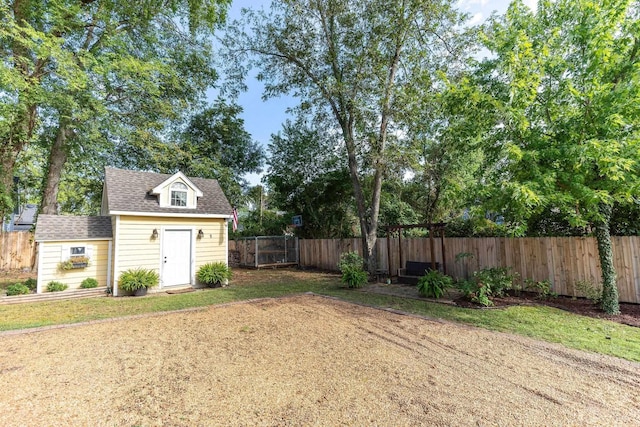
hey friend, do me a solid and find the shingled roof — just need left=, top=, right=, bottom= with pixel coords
left=103, top=167, right=233, bottom=216
left=35, top=215, right=113, bottom=242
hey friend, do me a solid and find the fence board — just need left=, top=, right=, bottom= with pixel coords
left=297, top=236, right=640, bottom=303
left=0, top=232, right=36, bottom=271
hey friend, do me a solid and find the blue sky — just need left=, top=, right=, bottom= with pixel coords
left=217, top=0, right=537, bottom=186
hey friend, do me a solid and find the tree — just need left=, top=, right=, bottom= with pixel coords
left=480, top=0, right=640, bottom=314
left=174, top=99, right=265, bottom=205
left=0, top=0, right=231, bottom=218
left=224, top=0, right=467, bottom=271
left=266, top=118, right=356, bottom=238
left=399, top=76, right=487, bottom=225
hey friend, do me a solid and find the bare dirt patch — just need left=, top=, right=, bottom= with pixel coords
left=1, top=294, right=639, bottom=426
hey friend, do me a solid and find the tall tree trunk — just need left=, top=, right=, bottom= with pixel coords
left=40, top=122, right=72, bottom=215
left=594, top=203, right=620, bottom=315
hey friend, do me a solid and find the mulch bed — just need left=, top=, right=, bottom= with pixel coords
left=364, top=282, right=640, bottom=328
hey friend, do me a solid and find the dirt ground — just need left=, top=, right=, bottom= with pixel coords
left=1, top=293, right=639, bottom=426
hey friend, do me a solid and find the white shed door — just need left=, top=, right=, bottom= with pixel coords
left=162, top=229, right=192, bottom=287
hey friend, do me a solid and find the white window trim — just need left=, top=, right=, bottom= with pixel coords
left=170, top=182, right=188, bottom=208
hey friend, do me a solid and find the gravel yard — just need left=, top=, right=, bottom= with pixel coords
left=1, top=294, right=639, bottom=426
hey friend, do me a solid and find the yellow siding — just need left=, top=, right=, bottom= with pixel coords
left=114, top=215, right=227, bottom=289
left=38, top=240, right=111, bottom=291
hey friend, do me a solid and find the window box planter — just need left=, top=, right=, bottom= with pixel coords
left=58, top=256, right=91, bottom=271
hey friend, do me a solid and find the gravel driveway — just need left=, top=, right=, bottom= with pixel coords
left=1, top=294, right=639, bottom=426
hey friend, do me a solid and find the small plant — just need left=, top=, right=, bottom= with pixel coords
left=46, top=281, right=68, bottom=292
left=524, top=279, right=557, bottom=299
left=80, top=278, right=99, bottom=289
left=23, top=278, right=37, bottom=291
left=341, top=268, right=369, bottom=289
left=417, top=270, right=453, bottom=299
left=119, top=268, right=159, bottom=292
left=338, top=251, right=364, bottom=271
left=58, top=260, right=73, bottom=271
left=6, top=283, right=30, bottom=296
left=338, top=251, right=368, bottom=288
left=456, top=279, right=493, bottom=307
left=574, top=280, right=602, bottom=305
left=196, top=262, right=232, bottom=287
left=473, top=267, right=517, bottom=297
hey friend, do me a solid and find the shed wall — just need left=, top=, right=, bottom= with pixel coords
left=37, top=240, right=111, bottom=292
left=114, top=215, right=227, bottom=290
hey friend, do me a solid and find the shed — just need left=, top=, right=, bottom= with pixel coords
left=34, top=167, right=233, bottom=295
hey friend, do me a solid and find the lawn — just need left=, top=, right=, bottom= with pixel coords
left=1, top=269, right=639, bottom=362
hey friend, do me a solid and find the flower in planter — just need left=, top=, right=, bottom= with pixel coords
left=58, top=256, right=91, bottom=271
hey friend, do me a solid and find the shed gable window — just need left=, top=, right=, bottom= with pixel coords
left=170, top=182, right=188, bottom=207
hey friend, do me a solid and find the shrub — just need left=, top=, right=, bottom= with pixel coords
left=80, top=278, right=99, bottom=289
left=196, top=262, right=232, bottom=287
left=46, top=281, right=68, bottom=292
left=338, top=251, right=363, bottom=271
left=341, top=268, right=369, bottom=289
left=473, top=267, right=517, bottom=297
left=524, top=279, right=557, bottom=299
left=574, top=280, right=602, bottom=305
left=456, top=279, right=493, bottom=307
left=417, top=270, right=453, bottom=299
left=119, top=268, right=159, bottom=292
left=338, top=251, right=368, bottom=288
left=23, top=278, right=37, bottom=291
left=6, top=283, right=30, bottom=296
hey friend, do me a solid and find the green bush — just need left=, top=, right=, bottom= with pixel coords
left=46, top=281, right=68, bottom=292
left=80, top=278, right=99, bottom=289
left=417, top=270, right=453, bottom=299
left=341, top=268, right=369, bottom=289
left=119, top=268, right=159, bottom=292
left=338, top=251, right=368, bottom=288
left=574, top=280, right=602, bottom=305
left=338, top=251, right=363, bottom=272
left=524, top=279, right=557, bottom=299
left=456, top=279, right=493, bottom=307
left=473, top=267, right=517, bottom=297
left=6, top=283, right=30, bottom=296
left=196, top=262, right=232, bottom=287
left=23, top=278, right=37, bottom=291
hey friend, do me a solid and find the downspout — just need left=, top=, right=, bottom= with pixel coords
left=225, top=219, right=229, bottom=267
left=112, top=215, right=120, bottom=296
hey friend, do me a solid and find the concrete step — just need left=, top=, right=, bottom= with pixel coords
left=1, top=287, right=107, bottom=305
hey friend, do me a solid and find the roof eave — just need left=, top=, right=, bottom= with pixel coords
left=108, top=210, right=232, bottom=219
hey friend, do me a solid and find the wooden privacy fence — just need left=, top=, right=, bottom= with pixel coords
left=0, top=232, right=36, bottom=270
left=298, top=237, right=640, bottom=304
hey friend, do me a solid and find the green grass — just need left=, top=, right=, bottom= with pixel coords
left=1, top=276, right=638, bottom=362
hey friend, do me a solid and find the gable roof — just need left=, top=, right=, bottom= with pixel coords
left=150, top=171, right=203, bottom=198
left=35, top=215, right=113, bottom=242
left=103, top=167, right=233, bottom=217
